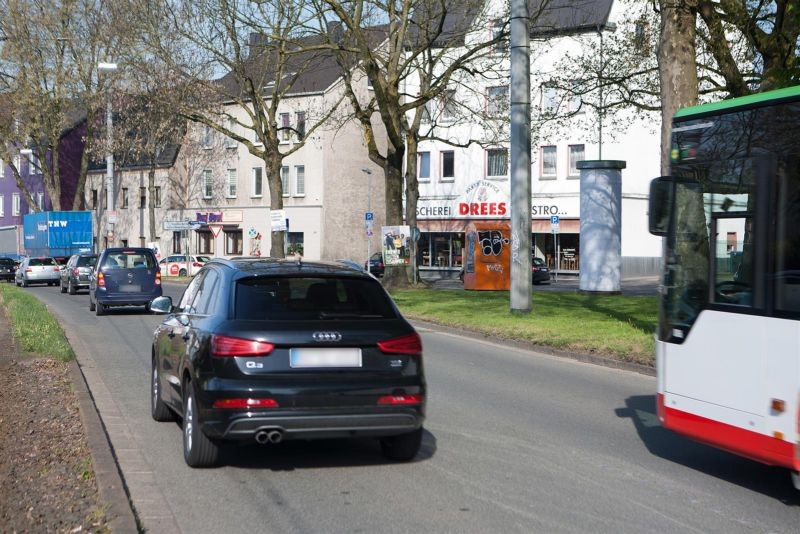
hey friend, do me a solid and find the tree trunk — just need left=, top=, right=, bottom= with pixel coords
left=48, top=144, right=62, bottom=211
left=657, top=0, right=698, bottom=174
left=382, top=146, right=409, bottom=289
left=266, top=156, right=285, bottom=258
left=404, top=135, right=421, bottom=284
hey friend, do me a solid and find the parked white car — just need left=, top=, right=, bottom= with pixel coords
left=158, top=255, right=210, bottom=277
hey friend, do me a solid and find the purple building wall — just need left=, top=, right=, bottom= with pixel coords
left=0, top=121, right=86, bottom=229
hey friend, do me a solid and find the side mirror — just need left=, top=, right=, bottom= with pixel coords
left=648, top=177, right=674, bottom=236
left=150, top=296, right=173, bottom=314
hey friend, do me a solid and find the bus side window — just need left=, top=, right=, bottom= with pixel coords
left=774, top=166, right=800, bottom=313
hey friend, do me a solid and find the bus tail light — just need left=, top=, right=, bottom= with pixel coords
left=657, top=392, right=665, bottom=423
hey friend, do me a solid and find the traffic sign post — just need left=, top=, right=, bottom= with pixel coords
left=550, top=216, right=560, bottom=283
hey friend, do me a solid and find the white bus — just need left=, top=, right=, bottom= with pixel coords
left=649, top=86, right=800, bottom=488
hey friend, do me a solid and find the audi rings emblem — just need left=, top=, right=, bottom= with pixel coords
left=312, top=332, right=342, bottom=342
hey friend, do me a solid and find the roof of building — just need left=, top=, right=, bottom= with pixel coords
left=529, top=0, right=614, bottom=36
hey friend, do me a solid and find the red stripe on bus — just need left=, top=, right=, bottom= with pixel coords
left=662, top=401, right=797, bottom=470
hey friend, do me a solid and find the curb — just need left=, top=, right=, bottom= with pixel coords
left=408, top=318, right=656, bottom=377
left=68, top=360, right=140, bottom=534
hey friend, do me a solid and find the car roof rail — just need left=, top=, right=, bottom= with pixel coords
left=207, top=257, right=237, bottom=269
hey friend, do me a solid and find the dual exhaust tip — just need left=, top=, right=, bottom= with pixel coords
left=254, top=429, right=283, bottom=445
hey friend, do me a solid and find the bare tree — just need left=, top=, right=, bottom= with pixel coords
left=310, top=0, right=533, bottom=287
left=130, top=0, right=344, bottom=258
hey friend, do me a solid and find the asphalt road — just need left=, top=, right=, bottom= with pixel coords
left=26, top=283, right=800, bottom=533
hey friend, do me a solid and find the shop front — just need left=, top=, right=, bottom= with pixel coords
left=415, top=180, right=581, bottom=279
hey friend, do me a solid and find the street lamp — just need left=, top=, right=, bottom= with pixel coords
left=362, top=167, right=372, bottom=274
left=98, top=61, right=117, bottom=243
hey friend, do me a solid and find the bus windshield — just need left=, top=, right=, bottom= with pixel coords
left=660, top=100, right=800, bottom=342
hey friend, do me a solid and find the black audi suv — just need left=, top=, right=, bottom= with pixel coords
left=149, top=257, right=426, bottom=468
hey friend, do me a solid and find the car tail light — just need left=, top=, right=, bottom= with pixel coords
left=377, top=394, right=424, bottom=405
left=54, top=266, right=60, bottom=271
left=211, top=334, right=274, bottom=357
left=192, top=262, right=202, bottom=267
left=25, top=267, right=32, bottom=273
left=212, top=398, right=279, bottom=409
left=97, top=271, right=105, bottom=287
left=377, top=333, right=422, bottom=355
left=155, top=271, right=161, bottom=286
left=73, top=268, right=80, bottom=276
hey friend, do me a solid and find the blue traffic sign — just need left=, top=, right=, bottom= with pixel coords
left=550, top=215, right=560, bottom=225
left=365, top=212, right=374, bottom=221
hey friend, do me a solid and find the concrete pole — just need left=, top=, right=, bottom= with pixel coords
left=510, top=0, right=532, bottom=313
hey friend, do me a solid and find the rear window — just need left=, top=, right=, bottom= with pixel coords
left=29, top=258, right=57, bottom=266
left=0, top=259, right=15, bottom=266
left=102, top=252, right=155, bottom=269
left=77, top=256, right=98, bottom=267
left=235, top=276, right=397, bottom=321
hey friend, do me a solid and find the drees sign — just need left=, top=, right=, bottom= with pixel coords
left=416, top=180, right=579, bottom=220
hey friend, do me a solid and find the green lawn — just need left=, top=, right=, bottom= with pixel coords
left=0, top=284, right=74, bottom=362
left=391, top=289, right=658, bottom=366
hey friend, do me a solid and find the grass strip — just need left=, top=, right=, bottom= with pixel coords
left=0, top=284, right=74, bottom=362
left=391, top=289, right=658, bottom=366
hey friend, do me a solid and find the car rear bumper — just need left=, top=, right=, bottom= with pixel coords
left=25, top=273, right=60, bottom=282
left=95, top=287, right=162, bottom=306
left=206, top=411, right=423, bottom=440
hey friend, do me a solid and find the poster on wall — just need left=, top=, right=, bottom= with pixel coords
left=381, top=225, right=411, bottom=265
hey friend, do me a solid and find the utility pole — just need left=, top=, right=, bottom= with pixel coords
left=510, top=0, right=532, bottom=313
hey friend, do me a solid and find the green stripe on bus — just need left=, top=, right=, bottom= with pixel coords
left=675, top=85, right=800, bottom=119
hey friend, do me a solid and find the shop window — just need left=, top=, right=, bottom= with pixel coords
left=417, top=232, right=464, bottom=268
left=197, top=231, right=213, bottom=254
left=225, top=229, right=243, bottom=255
left=287, top=232, right=304, bottom=255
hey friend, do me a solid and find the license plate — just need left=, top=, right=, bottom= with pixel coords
left=290, top=348, right=362, bottom=368
left=541, top=268, right=548, bottom=272
left=119, top=284, right=141, bottom=292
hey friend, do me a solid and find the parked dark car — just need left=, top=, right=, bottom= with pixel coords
left=149, top=258, right=426, bottom=467
left=89, top=248, right=162, bottom=315
left=60, top=253, right=98, bottom=294
left=15, top=257, right=60, bottom=287
left=0, top=257, right=16, bottom=282
left=364, top=252, right=385, bottom=276
left=532, top=257, right=551, bottom=284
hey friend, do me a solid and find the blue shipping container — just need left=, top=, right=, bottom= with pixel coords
left=23, top=211, right=93, bottom=258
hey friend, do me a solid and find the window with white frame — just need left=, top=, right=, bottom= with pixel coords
left=251, top=167, right=263, bottom=197
left=568, top=144, right=585, bottom=177
left=541, top=85, right=558, bottom=114
left=12, top=193, right=20, bottom=216
left=0, top=158, right=4, bottom=178
left=281, top=166, right=290, bottom=196
left=418, top=152, right=430, bottom=181
left=295, top=112, right=306, bottom=140
left=0, top=195, right=4, bottom=217
left=253, top=125, right=262, bottom=145
left=28, top=152, right=40, bottom=174
left=154, top=186, right=161, bottom=208
left=568, top=81, right=583, bottom=113
left=203, top=125, right=213, bottom=148
left=280, top=113, right=291, bottom=141
left=122, top=187, right=129, bottom=208
left=441, top=151, right=455, bottom=181
left=13, top=154, right=21, bottom=172
left=226, top=118, right=237, bottom=148
left=541, top=146, right=557, bottom=178
left=202, top=169, right=213, bottom=199
left=225, top=229, right=243, bottom=255
left=486, top=148, right=508, bottom=178
left=227, top=169, right=237, bottom=198
left=294, top=165, right=305, bottom=196
left=91, top=189, right=98, bottom=209
left=491, top=19, right=507, bottom=53
left=441, top=89, right=457, bottom=121
left=36, top=192, right=43, bottom=210
left=487, top=86, right=509, bottom=115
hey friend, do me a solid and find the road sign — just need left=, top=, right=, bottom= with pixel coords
left=107, top=211, right=118, bottom=224
left=163, top=220, right=200, bottom=231
left=365, top=212, right=374, bottom=221
left=550, top=214, right=560, bottom=234
left=270, top=210, right=287, bottom=232
left=411, top=226, right=421, bottom=242
left=208, top=224, right=223, bottom=238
